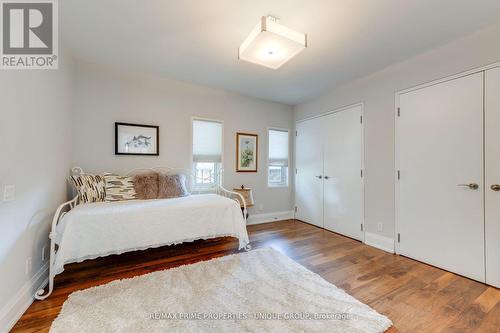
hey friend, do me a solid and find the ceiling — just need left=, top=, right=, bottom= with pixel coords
left=61, top=0, right=500, bottom=105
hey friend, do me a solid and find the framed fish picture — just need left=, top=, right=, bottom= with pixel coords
left=115, top=122, right=159, bottom=156
left=236, top=132, right=258, bottom=172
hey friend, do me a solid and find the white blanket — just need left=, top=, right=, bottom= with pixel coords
left=54, top=194, right=249, bottom=275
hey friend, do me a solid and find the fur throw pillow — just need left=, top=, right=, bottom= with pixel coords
left=158, top=173, right=190, bottom=199
left=133, top=172, right=159, bottom=200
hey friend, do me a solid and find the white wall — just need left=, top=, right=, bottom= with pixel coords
left=294, top=22, right=500, bottom=243
left=0, top=48, right=75, bottom=330
left=72, top=61, right=294, bottom=216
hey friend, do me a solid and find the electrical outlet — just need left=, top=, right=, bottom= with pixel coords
left=377, top=223, right=384, bottom=232
left=3, top=185, right=15, bottom=202
left=25, top=257, right=32, bottom=275
left=42, top=246, right=46, bottom=262
left=258, top=203, right=264, bottom=211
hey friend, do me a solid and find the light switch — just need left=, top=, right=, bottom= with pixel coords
left=3, top=185, right=15, bottom=202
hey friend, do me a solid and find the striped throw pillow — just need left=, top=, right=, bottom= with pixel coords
left=103, top=173, right=137, bottom=201
left=70, top=174, right=106, bottom=203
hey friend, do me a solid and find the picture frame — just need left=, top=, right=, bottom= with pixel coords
left=236, top=132, right=258, bottom=172
left=115, top=122, right=159, bottom=156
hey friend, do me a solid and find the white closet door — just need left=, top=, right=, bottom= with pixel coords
left=398, top=73, right=485, bottom=282
left=485, top=67, right=500, bottom=288
left=295, top=117, right=324, bottom=227
left=323, top=105, right=364, bottom=240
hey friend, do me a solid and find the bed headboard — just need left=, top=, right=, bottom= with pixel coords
left=71, top=166, right=221, bottom=194
left=70, top=165, right=246, bottom=218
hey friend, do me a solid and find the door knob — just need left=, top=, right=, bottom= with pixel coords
left=491, top=184, right=500, bottom=191
left=324, top=176, right=329, bottom=180
left=457, top=183, right=479, bottom=190
left=315, top=175, right=322, bottom=179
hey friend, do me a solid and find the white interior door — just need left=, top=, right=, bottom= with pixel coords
left=295, top=117, right=324, bottom=227
left=485, top=67, right=500, bottom=288
left=323, top=105, right=364, bottom=240
left=397, top=72, right=485, bottom=282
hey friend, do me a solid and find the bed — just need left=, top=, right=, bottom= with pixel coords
left=35, top=167, right=250, bottom=300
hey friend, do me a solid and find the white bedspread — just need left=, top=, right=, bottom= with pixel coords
left=54, top=194, right=249, bottom=275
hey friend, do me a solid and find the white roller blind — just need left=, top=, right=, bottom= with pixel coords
left=193, top=119, right=222, bottom=162
left=269, top=129, right=289, bottom=166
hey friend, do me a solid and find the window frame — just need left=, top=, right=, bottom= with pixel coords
left=193, top=161, right=221, bottom=188
left=191, top=117, right=224, bottom=191
left=267, top=127, right=290, bottom=188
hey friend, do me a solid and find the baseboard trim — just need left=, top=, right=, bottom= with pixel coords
left=364, top=232, right=395, bottom=254
left=247, top=210, right=294, bottom=225
left=0, top=262, right=48, bottom=333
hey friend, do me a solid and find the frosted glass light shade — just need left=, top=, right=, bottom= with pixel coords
left=239, top=16, right=307, bottom=69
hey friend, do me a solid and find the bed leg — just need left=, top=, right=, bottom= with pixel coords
left=34, top=274, right=54, bottom=301
left=33, top=196, right=77, bottom=300
left=34, top=232, right=56, bottom=300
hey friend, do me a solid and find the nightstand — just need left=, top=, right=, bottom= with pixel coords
left=233, top=187, right=254, bottom=219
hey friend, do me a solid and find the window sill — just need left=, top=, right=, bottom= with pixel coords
left=192, top=186, right=218, bottom=193
left=267, top=184, right=289, bottom=188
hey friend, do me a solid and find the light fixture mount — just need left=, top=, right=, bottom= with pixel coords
left=238, top=15, right=307, bottom=70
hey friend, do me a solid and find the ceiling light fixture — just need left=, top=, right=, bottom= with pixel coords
left=239, top=16, right=307, bottom=70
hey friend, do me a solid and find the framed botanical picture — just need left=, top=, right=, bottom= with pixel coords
left=236, top=132, right=258, bottom=172
left=115, top=122, right=159, bottom=156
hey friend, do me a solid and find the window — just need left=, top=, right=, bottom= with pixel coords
left=192, top=119, right=223, bottom=189
left=268, top=129, right=289, bottom=187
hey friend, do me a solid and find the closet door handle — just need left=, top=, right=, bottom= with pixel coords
left=315, top=175, right=322, bottom=179
left=457, top=183, right=479, bottom=190
left=491, top=184, right=500, bottom=191
left=324, top=176, right=329, bottom=180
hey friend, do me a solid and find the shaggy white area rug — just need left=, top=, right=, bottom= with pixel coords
left=50, top=248, right=392, bottom=333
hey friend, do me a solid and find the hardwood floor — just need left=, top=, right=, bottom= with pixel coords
left=12, top=220, right=500, bottom=332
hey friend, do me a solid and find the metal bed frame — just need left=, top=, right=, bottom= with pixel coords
left=35, top=166, right=249, bottom=300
